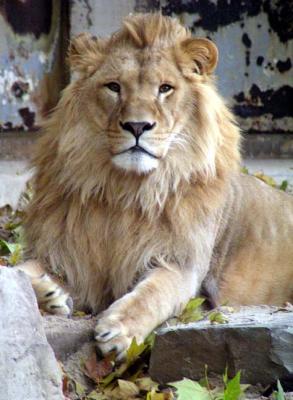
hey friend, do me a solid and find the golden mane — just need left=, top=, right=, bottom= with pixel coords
left=117, top=13, right=190, bottom=47
left=26, top=13, right=241, bottom=307
left=33, top=14, right=240, bottom=222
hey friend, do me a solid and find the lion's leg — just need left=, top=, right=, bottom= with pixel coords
left=95, top=265, right=200, bottom=360
left=16, top=260, right=73, bottom=316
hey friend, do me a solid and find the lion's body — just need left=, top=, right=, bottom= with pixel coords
left=22, top=13, right=292, bottom=356
left=208, top=174, right=293, bottom=305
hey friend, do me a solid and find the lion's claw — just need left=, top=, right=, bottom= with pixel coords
left=94, top=314, right=136, bottom=360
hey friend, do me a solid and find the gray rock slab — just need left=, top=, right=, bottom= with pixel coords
left=149, top=306, right=293, bottom=385
left=43, top=315, right=95, bottom=362
left=44, top=315, right=97, bottom=388
left=0, top=267, right=64, bottom=400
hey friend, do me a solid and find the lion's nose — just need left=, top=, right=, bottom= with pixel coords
left=119, top=121, right=156, bottom=138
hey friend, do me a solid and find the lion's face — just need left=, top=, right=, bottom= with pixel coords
left=67, top=16, right=218, bottom=175
left=82, top=49, right=193, bottom=174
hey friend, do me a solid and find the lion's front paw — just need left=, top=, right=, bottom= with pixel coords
left=95, top=314, right=142, bottom=361
left=33, top=274, right=73, bottom=317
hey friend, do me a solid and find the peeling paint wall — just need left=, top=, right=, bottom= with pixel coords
left=70, top=0, right=293, bottom=135
left=162, top=0, right=293, bottom=134
left=0, top=0, right=66, bottom=131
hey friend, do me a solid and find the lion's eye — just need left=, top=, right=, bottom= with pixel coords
left=159, top=84, right=173, bottom=94
left=105, top=82, right=121, bottom=93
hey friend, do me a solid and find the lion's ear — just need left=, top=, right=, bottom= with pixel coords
left=181, top=38, right=218, bottom=75
left=68, top=33, right=105, bottom=76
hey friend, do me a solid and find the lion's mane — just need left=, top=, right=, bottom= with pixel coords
left=25, top=14, right=241, bottom=311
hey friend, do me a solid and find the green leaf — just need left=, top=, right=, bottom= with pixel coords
left=13, top=225, right=27, bottom=247
left=126, top=337, right=147, bottom=365
left=146, top=390, right=169, bottom=399
left=144, top=331, right=155, bottom=348
left=0, top=239, right=14, bottom=254
left=273, top=380, right=285, bottom=400
left=8, top=244, right=23, bottom=265
left=223, top=367, right=228, bottom=386
left=279, top=180, right=288, bottom=192
left=100, top=370, right=118, bottom=387
left=179, top=297, right=205, bottom=323
left=241, top=166, right=249, bottom=174
left=208, top=311, right=228, bottom=325
left=254, top=172, right=276, bottom=187
left=170, top=378, right=211, bottom=400
left=223, top=371, right=242, bottom=400
left=74, top=380, right=86, bottom=396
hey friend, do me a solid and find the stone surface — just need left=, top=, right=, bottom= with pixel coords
left=44, top=315, right=97, bottom=387
left=0, top=160, right=32, bottom=209
left=0, top=267, right=64, bottom=400
left=44, top=315, right=95, bottom=362
left=149, top=306, right=293, bottom=385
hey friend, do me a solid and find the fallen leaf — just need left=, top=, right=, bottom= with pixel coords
left=73, top=310, right=87, bottom=317
left=253, top=172, right=276, bottom=187
left=170, top=378, right=210, bottom=400
left=208, top=311, right=228, bottom=324
left=279, top=180, right=288, bottom=191
left=144, top=331, right=155, bottom=348
left=178, top=297, right=205, bottom=323
left=146, top=388, right=174, bottom=399
left=0, top=257, right=7, bottom=266
left=136, top=377, right=157, bottom=392
left=62, top=374, right=69, bottom=396
left=126, top=337, right=147, bottom=365
left=8, top=244, right=23, bottom=265
left=74, top=380, right=86, bottom=397
left=84, top=352, right=115, bottom=384
left=87, top=390, right=107, bottom=399
left=117, top=379, right=140, bottom=397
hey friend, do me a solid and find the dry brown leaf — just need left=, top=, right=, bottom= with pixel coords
left=118, top=379, right=140, bottom=397
left=84, top=352, right=115, bottom=384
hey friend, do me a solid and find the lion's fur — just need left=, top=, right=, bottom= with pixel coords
left=25, top=13, right=292, bottom=317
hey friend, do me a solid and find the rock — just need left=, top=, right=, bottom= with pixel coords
left=44, top=315, right=97, bottom=388
left=149, top=306, right=293, bottom=385
left=0, top=267, right=64, bottom=400
left=44, top=315, right=95, bottom=362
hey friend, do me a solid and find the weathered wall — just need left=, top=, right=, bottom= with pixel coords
left=0, top=0, right=292, bottom=156
left=70, top=0, right=293, bottom=136
left=0, top=0, right=67, bottom=132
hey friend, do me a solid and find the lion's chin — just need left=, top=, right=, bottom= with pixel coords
left=112, top=152, right=159, bottom=174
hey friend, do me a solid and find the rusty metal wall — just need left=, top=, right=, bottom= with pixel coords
left=70, top=0, right=293, bottom=137
left=0, top=0, right=67, bottom=132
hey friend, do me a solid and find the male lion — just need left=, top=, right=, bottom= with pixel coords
left=18, top=13, right=293, bottom=360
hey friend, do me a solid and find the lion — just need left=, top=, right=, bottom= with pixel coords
left=17, top=13, right=293, bottom=360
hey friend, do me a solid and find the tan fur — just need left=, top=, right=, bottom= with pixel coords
left=23, top=14, right=293, bottom=356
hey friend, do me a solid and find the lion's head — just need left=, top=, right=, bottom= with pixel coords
left=38, top=14, right=239, bottom=214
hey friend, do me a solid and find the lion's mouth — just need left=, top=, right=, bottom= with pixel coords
left=116, top=145, right=159, bottom=159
